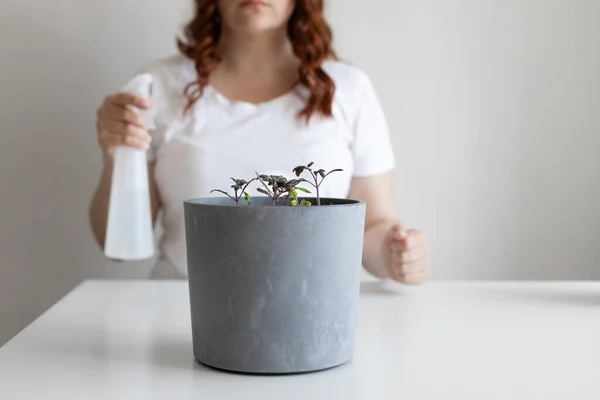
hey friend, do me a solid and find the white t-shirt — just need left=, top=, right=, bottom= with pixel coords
left=140, top=55, right=395, bottom=278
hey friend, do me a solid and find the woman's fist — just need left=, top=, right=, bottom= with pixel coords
left=385, top=226, right=431, bottom=285
left=96, top=93, right=153, bottom=158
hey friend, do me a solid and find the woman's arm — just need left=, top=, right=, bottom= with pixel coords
left=348, top=172, right=431, bottom=285
left=89, top=157, right=161, bottom=250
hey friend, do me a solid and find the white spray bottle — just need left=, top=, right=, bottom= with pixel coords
left=104, top=73, right=155, bottom=260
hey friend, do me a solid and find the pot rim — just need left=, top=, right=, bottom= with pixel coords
left=184, top=196, right=365, bottom=208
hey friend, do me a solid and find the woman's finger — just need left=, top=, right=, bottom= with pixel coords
left=404, top=230, right=427, bottom=251
left=101, top=118, right=150, bottom=140
left=394, top=271, right=430, bottom=285
left=390, top=240, right=407, bottom=252
left=392, top=249, right=423, bottom=264
left=99, top=130, right=150, bottom=151
left=108, top=92, right=152, bottom=109
left=102, top=102, right=147, bottom=129
left=395, top=261, right=425, bottom=275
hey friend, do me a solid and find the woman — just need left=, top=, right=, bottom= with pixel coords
left=90, top=0, right=431, bottom=284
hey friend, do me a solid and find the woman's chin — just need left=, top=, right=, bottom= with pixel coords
left=228, top=16, right=284, bottom=35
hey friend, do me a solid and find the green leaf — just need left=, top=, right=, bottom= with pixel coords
left=318, top=170, right=326, bottom=179
left=300, top=199, right=312, bottom=207
left=293, top=166, right=305, bottom=177
left=257, top=188, right=269, bottom=196
left=243, top=192, right=251, bottom=205
left=290, top=199, right=298, bottom=206
left=295, top=187, right=311, bottom=193
left=307, top=162, right=314, bottom=168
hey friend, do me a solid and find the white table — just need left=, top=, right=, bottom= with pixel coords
left=1, top=280, right=599, bottom=399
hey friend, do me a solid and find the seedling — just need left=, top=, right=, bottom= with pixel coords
left=293, top=162, right=343, bottom=206
left=255, top=173, right=311, bottom=206
left=209, top=163, right=340, bottom=206
left=210, top=178, right=257, bottom=206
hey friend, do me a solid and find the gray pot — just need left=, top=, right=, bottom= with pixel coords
left=183, top=196, right=366, bottom=374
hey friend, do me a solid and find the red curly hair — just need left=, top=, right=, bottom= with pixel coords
left=177, top=0, right=337, bottom=122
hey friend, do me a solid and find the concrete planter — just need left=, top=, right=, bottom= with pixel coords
left=183, top=196, right=366, bottom=374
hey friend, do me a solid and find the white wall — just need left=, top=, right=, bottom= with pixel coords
left=328, top=0, right=600, bottom=280
left=1, top=0, right=599, bottom=345
left=0, top=0, right=191, bottom=346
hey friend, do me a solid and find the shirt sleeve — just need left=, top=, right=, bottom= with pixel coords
left=350, top=71, right=396, bottom=177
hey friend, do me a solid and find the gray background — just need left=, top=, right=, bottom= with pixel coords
left=1, top=0, right=599, bottom=345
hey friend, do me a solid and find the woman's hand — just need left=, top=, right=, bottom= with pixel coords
left=96, top=93, right=153, bottom=159
left=384, top=226, right=431, bottom=285
left=349, top=173, right=431, bottom=285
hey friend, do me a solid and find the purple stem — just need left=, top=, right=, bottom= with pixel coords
left=308, top=170, right=321, bottom=206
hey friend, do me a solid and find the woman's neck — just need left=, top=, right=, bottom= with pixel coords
left=217, top=28, right=297, bottom=76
